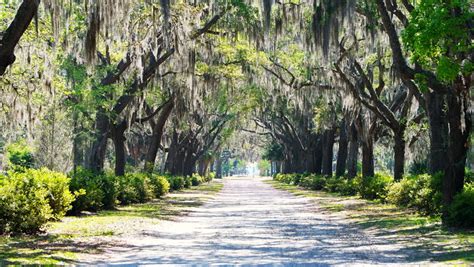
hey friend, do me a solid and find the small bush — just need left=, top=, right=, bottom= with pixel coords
left=465, top=169, right=474, bottom=184
left=387, top=178, right=413, bottom=207
left=167, top=176, right=185, bottom=191
left=335, top=178, right=359, bottom=196
left=299, top=175, right=326, bottom=190
left=6, top=140, right=34, bottom=170
left=149, top=174, right=170, bottom=198
left=274, top=173, right=300, bottom=185
left=206, top=172, right=216, bottom=182
left=117, top=173, right=154, bottom=205
left=324, top=177, right=340, bottom=193
left=100, top=173, right=119, bottom=209
left=69, top=168, right=118, bottom=213
left=191, top=173, right=204, bottom=186
left=292, top=174, right=303, bottom=185
left=387, top=174, right=441, bottom=215
left=0, top=171, right=52, bottom=234
left=446, top=183, right=474, bottom=228
left=184, top=176, right=192, bottom=188
left=357, top=173, right=393, bottom=201
left=28, top=168, right=75, bottom=220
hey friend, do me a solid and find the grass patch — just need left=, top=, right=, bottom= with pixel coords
left=0, top=236, right=80, bottom=265
left=322, top=203, right=345, bottom=212
left=268, top=179, right=474, bottom=264
left=0, top=180, right=224, bottom=265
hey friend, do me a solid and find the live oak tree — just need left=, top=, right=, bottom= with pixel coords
left=0, top=0, right=471, bottom=225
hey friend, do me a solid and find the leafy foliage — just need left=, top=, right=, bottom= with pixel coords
left=402, top=0, right=473, bottom=82
left=167, top=176, right=186, bottom=192
left=28, top=168, right=75, bottom=220
left=387, top=174, right=442, bottom=215
left=356, top=173, right=393, bottom=201
left=6, top=140, right=35, bottom=170
left=149, top=174, right=170, bottom=198
left=0, top=168, right=75, bottom=234
left=69, top=168, right=118, bottom=213
left=117, top=173, right=154, bottom=205
left=447, top=183, right=474, bottom=228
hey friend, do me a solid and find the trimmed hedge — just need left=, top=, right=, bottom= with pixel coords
left=70, top=170, right=196, bottom=214
left=387, top=173, right=442, bottom=215
left=447, top=183, right=474, bottom=228
left=273, top=171, right=473, bottom=226
left=0, top=168, right=75, bottom=234
left=69, top=168, right=118, bottom=213
left=0, top=166, right=216, bottom=234
left=166, top=176, right=185, bottom=192
left=149, top=174, right=170, bottom=198
left=28, top=168, right=76, bottom=220
left=117, top=173, right=154, bottom=205
left=356, top=173, right=393, bottom=201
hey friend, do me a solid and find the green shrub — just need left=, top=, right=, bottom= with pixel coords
left=447, top=183, right=474, bottom=228
left=131, top=173, right=154, bottom=203
left=191, top=173, right=204, bottom=186
left=28, top=168, right=75, bottom=220
left=334, top=178, right=359, bottom=196
left=409, top=160, right=428, bottom=175
left=387, top=174, right=441, bottom=215
left=274, top=173, right=301, bottom=185
left=206, top=172, right=216, bottom=182
left=117, top=173, right=153, bottom=205
left=184, top=176, right=192, bottom=188
left=149, top=174, right=170, bottom=198
left=465, top=168, right=474, bottom=184
left=6, top=140, right=34, bottom=170
left=387, top=177, right=414, bottom=207
left=100, top=173, right=119, bottom=209
left=299, top=175, right=326, bottom=190
left=69, top=168, right=118, bottom=213
left=324, top=177, right=340, bottom=193
left=357, top=173, right=393, bottom=201
left=0, top=171, right=52, bottom=234
left=167, top=176, right=185, bottom=191
left=292, top=174, right=303, bottom=185
left=0, top=168, right=75, bottom=233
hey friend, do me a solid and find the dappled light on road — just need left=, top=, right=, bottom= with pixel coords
left=85, top=177, right=424, bottom=265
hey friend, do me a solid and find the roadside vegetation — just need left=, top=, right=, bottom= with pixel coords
left=0, top=0, right=472, bottom=264
left=268, top=178, right=474, bottom=264
left=273, top=171, right=474, bottom=228
left=0, top=178, right=223, bottom=265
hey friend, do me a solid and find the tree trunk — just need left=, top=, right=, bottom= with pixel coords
left=347, top=123, right=358, bottom=178
left=164, top=134, right=178, bottom=174
left=336, top=120, right=348, bottom=177
left=198, top=160, right=206, bottom=176
left=314, top=135, right=323, bottom=175
left=144, top=100, right=174, bottom=172
left=443, top=91, right=471, bottom=209
left=172, top=150, right=186, bottom=175
left=72, top=113, right=85, bottom=172
left=393, top=129, right=406, bottom=181
left=215, top=158, right=222, bottom=178
left=291, top=148, right=305, bottom=174
left=362, top=139, right=374, bottom=178
left=322, top=129, right=335, bottom=177
left=112, top=121, right=127, bottom=177
left=426, top=91, right=449, bottom=175
left=86, top=113, right=109, bottom=173
left=306, top=149, right=317, bottom=173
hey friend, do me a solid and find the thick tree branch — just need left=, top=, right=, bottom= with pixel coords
left=0, top=0, right=40, bottom=76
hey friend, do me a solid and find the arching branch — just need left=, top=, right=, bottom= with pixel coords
left=0, top=0, right=40, bottom=76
